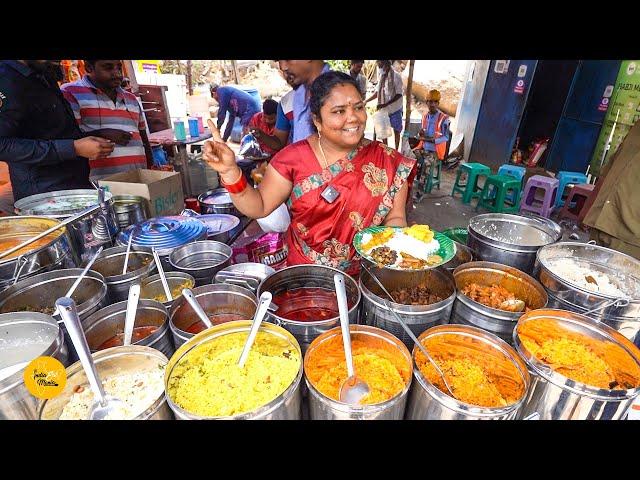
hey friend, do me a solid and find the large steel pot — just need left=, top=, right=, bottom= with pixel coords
left=90, top=246, right=156, bottom=302
left=82, top=299, right=173, bottom=358
left=168, top=240, right=232, bottom=287
left=198, top=188, right=241, bottom=217
left=165, top=320, right=302, bottom=419
left=451, top=261, right=548, bottom=345
left=0, top=216, right=78, bottom=291
left=112, top=195, right=148, bottom=229
left=536, top=242, right=640, bottom=347
left=38, top=345, right=173, bottom=420
left=514, top=308, right=640, bottom=420
left=0, top=312, right=69, bottom=420
left=405, top=324, right=530, bottom=420
left=140, top=271, right=195, bottom=309
left=359, top=265, right=455, bottom=349
left=14, top=189, right=118, bottom=263
left=257, top=264, right=361, bottom=354
left=169, top=283, right=257, bottom=348
left=0, top=268, right=108, bottom=364
left=304, top=325, right=413, bottom=420
left=467, top=213, right=561, bottom=275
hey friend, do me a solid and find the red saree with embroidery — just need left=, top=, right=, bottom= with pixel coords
left=269, top=139, right=416, bottom=275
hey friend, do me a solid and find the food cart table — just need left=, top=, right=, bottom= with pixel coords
left=148, top=128, right=212, bottom=198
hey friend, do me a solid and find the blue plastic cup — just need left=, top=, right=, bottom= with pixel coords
left=173, top=120, right=186, bottom=141
left=188, top=118, right=199, bottom=138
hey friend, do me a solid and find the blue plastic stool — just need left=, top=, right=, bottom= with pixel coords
left=555, top=171, right=588, bottom=209
left=494, top=164, right=526, bottom=204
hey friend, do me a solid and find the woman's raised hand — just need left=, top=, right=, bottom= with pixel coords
left=203, top=119, right=238, bottom=176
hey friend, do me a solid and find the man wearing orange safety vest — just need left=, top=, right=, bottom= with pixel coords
left=414, top=89, right=450, bottom=197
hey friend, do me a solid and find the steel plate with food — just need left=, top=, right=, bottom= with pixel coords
left=353, top=225, right=455, bottom=270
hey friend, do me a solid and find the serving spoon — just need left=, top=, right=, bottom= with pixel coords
left=237, top=292, right=273, bottom=368
left=123, top=283, right=140, bottom=346
left=182, top=288, right=213, bottom=330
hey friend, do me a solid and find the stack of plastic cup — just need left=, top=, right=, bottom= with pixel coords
left=196, top=116, right=204, bottom=134
left=173, top=120, right=186, bottom=141
left=188, top=118, right=199, bottom=138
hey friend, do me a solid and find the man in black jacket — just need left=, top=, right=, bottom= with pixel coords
left=0, top=60, right=114, bottom=201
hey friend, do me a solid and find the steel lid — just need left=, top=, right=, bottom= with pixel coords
left=193, top=214, right=240, bottom=237
left=469, top=213, right=561, bottom=250
left=14, top=189, right=113, bottom=217
left=117, top=216, right=208, bottom=253
left=198, top=189, right=232, bottom=206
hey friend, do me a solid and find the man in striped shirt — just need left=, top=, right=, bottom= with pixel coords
left=61, top=59, right=153, bottom=179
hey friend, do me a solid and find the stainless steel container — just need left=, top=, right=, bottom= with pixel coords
left=91, top=246, right=156, bottom=302
left=116, top=216, right=208, bottom=271
left=165, top=320, right=302, bottom=419
left=113, top=195, right=148, bottom=229
left=0, top=312, right=69, bottom=420
left=405, top=324, right=530, bottom=420
left=38, top=345, right=173, bottom=420
left=192, top=214, right=241, bottom=243
left=168, top=240, right=232, bottom=287
left=140, top=271, right=196, bottom=309
left=443, top=240, right=474, bottom=273
left=82, top=299, right=173, bottom=358
left=359, top=265, right=455, bottom=349
left=0, top=268, right=108, bottom=364
left=0, top=216, right=78, bottom=291
left=304, top=325, right=413, bottom=420
left=14, top=189, right=118, bottom=263
left=257, top=264, right=361, bottom=354
left=514, top=308, right=640, bottom=420
left=451, top=261, right=548, bottom=345
left=215, top=262, right=275, bottom=293
left=467, top=213, right=561, bottom=274
left=198, top=188, right=241, bottom=216
left=169, top=283, right=257, bottom=348
left=536, top=242, right=640, bottom=347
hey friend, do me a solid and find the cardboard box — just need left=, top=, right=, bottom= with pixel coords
left=99, top=169, right=184, bottom=217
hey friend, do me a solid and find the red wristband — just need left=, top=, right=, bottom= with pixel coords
left=221, top=172, right=248, bottom=194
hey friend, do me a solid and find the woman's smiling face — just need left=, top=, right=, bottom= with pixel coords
left=313, top=83, right=367, bottom=149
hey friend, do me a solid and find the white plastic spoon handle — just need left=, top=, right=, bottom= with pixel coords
left=238, top=292, right=273, bottom=368
left=56, top=297, right=107, bottom=406
left=122, top=235, right=133, bottom=275
left=123, top=283, right=140, bottom=346
left=152, top=248, right=172, bottom=301
left=182, top=288, right=213, bottom=329
left=54, top=246, right=104, bottom=316
left=334, top=274, right=354, bottom=378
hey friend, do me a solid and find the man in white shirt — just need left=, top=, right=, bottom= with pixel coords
left=365, top=60, right=404, bottom=150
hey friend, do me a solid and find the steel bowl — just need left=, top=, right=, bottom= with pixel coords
left=90, top=246, right=156, bottom=302
left=0, top=312, right=68, bottom=420
left=535, top=242, right=640, bottom=347
left=451, top=261, right=547, bottom=345
left=359, top=265, right=456, bottom=349
left=198, top=188, right=240, bottom=217
left=304, top=325, right=413, bottom=420
left=165, top=320, right=302, bottom=419
left=82, top=299, right=173, bottom=358
left=467, top=213, right=561, bottom=275
left=405, top=324, right=530, bottom=420
left=38, top=345, right=172, bottom=420
left=168, top=240, right=232, bottom=287
left=257, top=264, right=361, bottom=354
left=140, top=272, right=196, bottom=309
left=214, top=262, right=276, bottom=293
left=514, top=308, right=640, bottom=420
left=169, top=283, right=257, bottom=348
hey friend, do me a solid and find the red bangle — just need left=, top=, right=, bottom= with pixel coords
left=221, top=172, right=248, bottom=194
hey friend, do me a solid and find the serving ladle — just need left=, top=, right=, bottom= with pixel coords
left=360, top=263, right=458, bottom=400
left=123, top=283, right=140, bottom=346
left=122, top=234, right=134, bottom=275
left=182, top=288, right=213, bottom=330
left=152, top=247, right=173, bottom=302
left=237, top=292, right=273, bottom=368
left=334, top=273, right=370, bottom=405
left=53, top=246, right=104, bottom=317
left=56, top=296, right=126, bottom=420
left=499, top=299, right=526, bottom=313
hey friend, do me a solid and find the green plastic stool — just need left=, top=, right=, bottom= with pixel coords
left=423, top=160, right=442, bottom=194
left=451, top=163, right=492, bottom=204
left=476, top=174, right=522, bottom=213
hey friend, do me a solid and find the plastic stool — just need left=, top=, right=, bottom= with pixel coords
left=424, top=160, right=442, bottom=194
left=555, top=171, right=588, bottom=209
left=520, top=175, right=559, bottom=218
left=451, top=163, right=491, bottom=204
left=557, top=183, right=595, bottom=222
left=494, top=164, right=526, bottom=204
left=477, top=174, right=522, bottom=213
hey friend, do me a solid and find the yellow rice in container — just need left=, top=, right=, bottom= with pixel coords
left=167, top=331, right=300, bottom=417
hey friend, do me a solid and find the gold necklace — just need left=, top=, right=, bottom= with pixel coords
left=317, top=137, right=330, bottom=170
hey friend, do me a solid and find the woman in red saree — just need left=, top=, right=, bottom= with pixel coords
left=203, top=71, right=416, bottom=275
